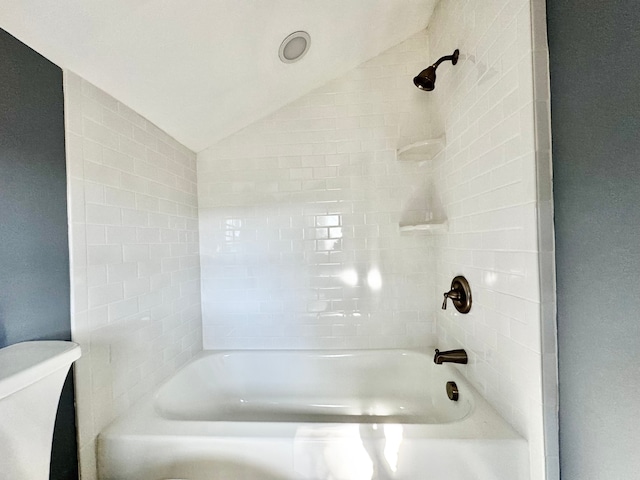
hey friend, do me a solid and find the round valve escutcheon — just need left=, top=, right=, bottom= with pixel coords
left=442, top=275, right=472, bottom=314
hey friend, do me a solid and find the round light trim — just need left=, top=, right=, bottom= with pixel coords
left=279, top=31, right=311, bottom=63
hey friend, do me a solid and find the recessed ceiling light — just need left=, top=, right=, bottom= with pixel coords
left=279, top=31, right=311, bottom=63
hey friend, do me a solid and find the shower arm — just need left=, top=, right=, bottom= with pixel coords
left=432, top=50, right=459, bottom=69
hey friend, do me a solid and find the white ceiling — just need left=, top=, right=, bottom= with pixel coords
left=0, top=0, right=438, bottom=152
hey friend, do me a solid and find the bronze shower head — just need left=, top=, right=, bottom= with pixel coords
left=413, top=49, right=459, bottom=91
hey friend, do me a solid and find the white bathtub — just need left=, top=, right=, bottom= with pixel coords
left=98, top=349, right=529, bottom=480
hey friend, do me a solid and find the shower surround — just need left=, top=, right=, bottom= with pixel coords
left=59, top=0, right=556, bottom=478
left=197, top=0, right=554, bottom=479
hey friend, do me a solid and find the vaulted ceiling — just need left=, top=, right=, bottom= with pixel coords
left=0, top=0, right=438, bottom=152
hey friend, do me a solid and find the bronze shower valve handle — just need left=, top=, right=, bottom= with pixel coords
left=441, top=275, right=472, bottom=314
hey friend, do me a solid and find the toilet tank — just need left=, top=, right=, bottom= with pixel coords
left=0, top=341, right=81, bottom=479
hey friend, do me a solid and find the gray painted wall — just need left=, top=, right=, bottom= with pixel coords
left=0, top=28, right=78, bottom=479
left=547, top=1, right=640, bottom=478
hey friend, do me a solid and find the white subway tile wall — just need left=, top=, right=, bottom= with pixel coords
left=64, top=71, right=202, bottom=479
left=198, top=31, right=441, bottom=351
left=427, top=0, right=551, bottom=478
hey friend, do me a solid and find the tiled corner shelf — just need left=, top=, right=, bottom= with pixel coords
left=397, top=136, right=448, bottom=235
left=399, top=221, right=448, bottom=235
left=396, top=136, right=446, bottom=162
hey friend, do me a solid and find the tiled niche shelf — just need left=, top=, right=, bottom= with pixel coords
left=396, top=135, right=446, bottom=162
left=397, top=135, right=448, bottom=235
left=399, top=221, right=448, bottom=235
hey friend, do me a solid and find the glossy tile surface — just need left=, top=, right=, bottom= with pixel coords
left=198, top=31, right=439, bottom=351
left=426, top=0, right=552, bottom=478
left=64, top=71, right=203, bottom=480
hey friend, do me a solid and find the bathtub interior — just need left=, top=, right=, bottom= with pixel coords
left=153, top=350, right=474, bottom=424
